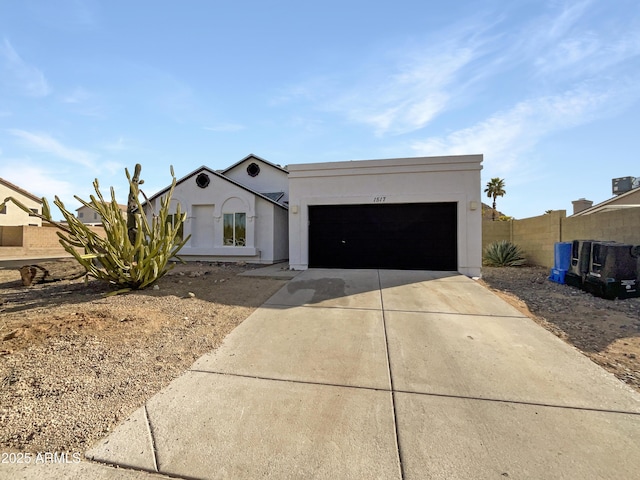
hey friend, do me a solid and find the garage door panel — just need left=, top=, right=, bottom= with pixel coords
left=309, top=203, right=457, bottom=270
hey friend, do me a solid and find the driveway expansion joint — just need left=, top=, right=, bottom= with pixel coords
left=144, top=404, right=160, bottom=473
left=378, top=269, right=406, bottom=480
left=396, top=389, right=640, bottom=416
left=383, top=307, right=528, bottom=318
left=266, top=302, right=383, bottom=312
left=188, top=369, right=393, bottom=393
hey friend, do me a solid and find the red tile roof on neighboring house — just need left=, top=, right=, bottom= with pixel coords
left=0, top=177, right=43, bottom=203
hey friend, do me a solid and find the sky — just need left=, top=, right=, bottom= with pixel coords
left=1, top=0, right=639, bottom=220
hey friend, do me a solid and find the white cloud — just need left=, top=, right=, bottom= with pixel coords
left=59, top=87, right=107, bottom=118
left=327, top=44, right=480, bottom=136
left=412, top=85, right=613, bottom=174
left=0, top=39, right=51, bottom=97
left=546, top=0, right=593, bottom=41
left=102, top=136, right=129, bottom=152
left=272, top=19, right=500, bottom=137
left=61, top=87, right=91, bottom=104
left=502, top=0, right=640, bottom=82
left=8, top=129, right=98, bottom=169
left=0, top=160, right=74, bottom=200
left=102, top=161, right=126, bottom=175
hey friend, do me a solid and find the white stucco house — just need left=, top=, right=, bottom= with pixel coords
left=144, top=154, right=289, bottom=264
left=287, top=155, right=483, bottom=277
left=147, top=153, right=483, bottom=276
left=0, top=177, right=43, bottom=227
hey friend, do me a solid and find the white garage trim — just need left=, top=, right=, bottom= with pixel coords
left=288, top=155, right=483, bottom=277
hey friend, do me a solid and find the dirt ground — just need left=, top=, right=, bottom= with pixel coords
left=0, top=260, right=289, bottom=454
left=1, top=261, right=639, bottom=455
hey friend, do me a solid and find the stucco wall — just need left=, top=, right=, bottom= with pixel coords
left=255, top=199, right=275, bottom=262
left=0, top=184, right=42, bottom=227
left=288, top=155, right=483, bottom=277
left=76, top=205, right=101, bottom=223
left=148, top=170, right=287, bottom=263
left=273, top=205, right=289, bottom=262
left=224, top=159, right=289, bottom=204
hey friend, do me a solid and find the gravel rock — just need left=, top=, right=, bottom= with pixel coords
left=0, top=262, right=288, bottom=454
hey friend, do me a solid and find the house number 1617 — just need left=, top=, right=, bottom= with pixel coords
left=373, top=196, right=386, bottom=203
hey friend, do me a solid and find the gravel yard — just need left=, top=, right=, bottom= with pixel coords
left=0, top=261, right=288, bottom=454
left=0, top=261, right=639, bottom=456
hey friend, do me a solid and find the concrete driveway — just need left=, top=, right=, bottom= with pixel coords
left=22, top=269, right=640, bottom=479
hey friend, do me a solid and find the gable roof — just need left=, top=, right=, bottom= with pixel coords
left=261, top=192, right=285, bottom=202
left=221, top=153, right=289, bottom=175
left=76, top=203, right=127, bottom=213
left=0, top=177, right=43, bottom=203
left=145, top=165, right=288, bottom=209
left=571, top=187, right=640, bottom=216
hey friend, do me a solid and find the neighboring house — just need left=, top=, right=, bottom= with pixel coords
left=144, top=154, right=289, bottom=264
left=76, top=203, right=127, bottom=225
left=0, top=177, right=43, bottom=227
left=570, top=188, right=640, bottom=216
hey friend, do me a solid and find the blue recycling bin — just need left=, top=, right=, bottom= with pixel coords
left=549, top=241, right=572, bottom=284
left=554, top=242, right=572, bottom=270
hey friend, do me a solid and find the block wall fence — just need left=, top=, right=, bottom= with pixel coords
left=0, top=225, right=105, bottom=259
left=482, top=208, right=640, bottom=268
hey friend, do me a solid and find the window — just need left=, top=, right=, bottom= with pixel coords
left=196, top=173, right=210, bottom=188
left=29, top=208, right=39, bottom=216
left=0, top=204, right=6, bottom=214
left=166, top=214, right=184, bottom=242
left=223, top=213, right=246, bottom=246
left=79, top=212, right=84, bottom=218
left=247, top=163, right=260, bottom=177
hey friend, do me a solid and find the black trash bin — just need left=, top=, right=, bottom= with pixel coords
left=565, top=239, right=595, bottom=289
left=583, top=241, right=639, bottom=299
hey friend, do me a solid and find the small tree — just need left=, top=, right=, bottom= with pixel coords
left=484, top=177, right=506, bottom=221
left=1, top=164, right=189, bottom=294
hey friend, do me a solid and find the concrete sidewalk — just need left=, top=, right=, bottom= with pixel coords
left=8, top=269, right=640, bottom=479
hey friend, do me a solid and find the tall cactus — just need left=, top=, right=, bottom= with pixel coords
left=1, top=165, right=189, bottom=294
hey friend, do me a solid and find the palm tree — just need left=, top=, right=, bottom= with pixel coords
left=484, top=177, right=506, bottom=221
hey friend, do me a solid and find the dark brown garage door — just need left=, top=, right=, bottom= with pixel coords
left=308, top=202, right=457, bottom=270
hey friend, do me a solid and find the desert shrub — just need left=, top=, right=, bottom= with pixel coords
left=1, top=165, right=189, bottom=294
left=483, top=240, right=526, bottom=267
